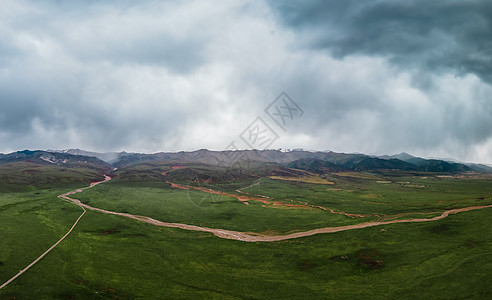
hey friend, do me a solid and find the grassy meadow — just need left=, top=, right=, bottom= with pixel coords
left=0, top=170, right=491, bottom=299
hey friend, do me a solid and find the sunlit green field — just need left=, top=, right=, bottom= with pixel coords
left=1, top=173, right=491, bottom=299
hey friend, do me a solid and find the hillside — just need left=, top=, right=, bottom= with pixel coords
left=107, top=149, right=486, bottom=175
left=0, top=150, right=112, bottom=190
left=1, top=149, right=490, bottom=189
left=48, top=149, right=119, bottom=163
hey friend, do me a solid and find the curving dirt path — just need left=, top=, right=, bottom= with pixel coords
left=0, top=176, right=110, bottom=291
left=62, top=176, right=492, bottom=242
left=2, top=175, right=490, bottom=291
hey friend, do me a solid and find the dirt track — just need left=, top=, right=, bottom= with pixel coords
left=2, top=175, right=490, bottom=290
left=63, top=176, right=492, bottom=242
left=0, top=176, right=110, bottom=290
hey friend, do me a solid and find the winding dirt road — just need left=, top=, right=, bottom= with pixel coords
left=0, top=176, right=109, bottom=291
left=2, top=175, right=491, bottom=290
left=64, top=176, right=492, bottom=242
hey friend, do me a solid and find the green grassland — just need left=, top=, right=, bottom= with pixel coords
left=75, top=180, right=366, bottom=234
left=1, top=169, right=491, bottom=299
left=1, top=192, right=490, bottom=299
left=0, top=161, right=106, bottom=193
left=250, top=175, right=492, bottom=216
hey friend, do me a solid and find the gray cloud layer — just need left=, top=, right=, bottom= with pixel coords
left=1, top=0, right=492, bottom=163
left=266, top=0, right=492, bottom=162
left=269, top=0, right=492, bottom=83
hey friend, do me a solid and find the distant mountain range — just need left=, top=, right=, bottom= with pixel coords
left=1, top=149, right=491, bottom=174
left=48, top=149, right=120, bottom=163
left=0, top=150, right=112, bottom=171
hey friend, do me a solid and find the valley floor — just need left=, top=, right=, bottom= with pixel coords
left=1, top=172, right=491, bottom=299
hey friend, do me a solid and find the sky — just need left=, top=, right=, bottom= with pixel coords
left=1, top=0, right=492, bottom=163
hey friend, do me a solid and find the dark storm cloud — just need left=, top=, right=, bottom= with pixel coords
left=268, top=0, right=492, bottom=83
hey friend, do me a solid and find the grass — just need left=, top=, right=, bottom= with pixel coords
left=75, top=180, right=359, bottom=234
left=269, top=175, right=335, bottom=185
left=1, top=199, right=490, bottom=299
left=0, top=161, right=105, bottom=192
left=245, top=176, right=492, bottom=217
left=0, top=188, right=87, bottom=284
left=0, top=171, right=491, bottom=299
left=332, top=172, right=382, bottom=180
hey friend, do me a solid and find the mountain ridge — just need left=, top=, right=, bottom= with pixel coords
left=2, top=149, right=491, bottom=174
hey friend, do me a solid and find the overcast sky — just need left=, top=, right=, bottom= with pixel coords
left=1, top=0, right=492, bottom=163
